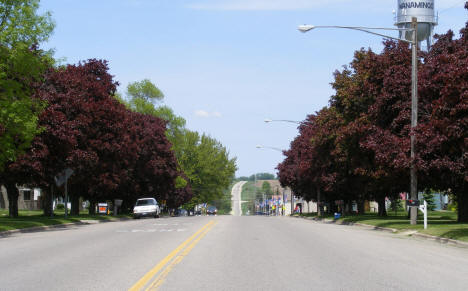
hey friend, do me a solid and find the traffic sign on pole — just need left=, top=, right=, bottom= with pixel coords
left=54, top=168, right=74, bottom=217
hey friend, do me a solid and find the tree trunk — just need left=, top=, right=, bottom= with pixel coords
left=457, top=190, right=468, bottom=223
left=70, top=194, right=80, bottom=216
left=377, top=197, right=387, bottom=217
left=0, top=189, right=5, bottom=209
left=42, top=186, right=53, bottom=217
left=329, top=199, right=337, bottom=214
left=344, top=200, right=351, bottom=216
left=120, top=199, right=131, bottom=214
left=88, top=200, right=96, bottom=215
left=357, top=199, right=365, bottom=215
left=316, top=187, right=322, bottom=216
left=5, top=182, right=19, bottom=218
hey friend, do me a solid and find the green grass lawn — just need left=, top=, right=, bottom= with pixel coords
left=0, top=209, right=131, bottom=232
left=296, top=210, right=468, bottom=242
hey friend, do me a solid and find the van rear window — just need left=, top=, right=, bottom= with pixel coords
left=136, top=199, right=155, bottom=206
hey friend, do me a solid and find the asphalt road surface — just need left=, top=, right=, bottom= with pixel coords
left=1, top=216, right=468, bottom=291
left=231, top=181, right=246, bottom=216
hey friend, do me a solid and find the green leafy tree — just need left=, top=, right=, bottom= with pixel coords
left=1, top=1, right=54, bottom=217
left=255, top=187, right=263, bottom=201
left=0, top=0, right=54, bottom=46
left=212, top=182, right=235, bottom=214
left=262, top=181, right=272, bottom=198
left=121, top=81, right=186, bottom=147
left=127, top=79, right=164, bottom=102
left=0, top=46, right=49, bottom=170
left=177, top=132, right=237, bottom=205
left=0, top=0, right=54, bottom=171
left=249, top=173, right=275, bottom=181
left=123, top=79, right=237, bottom=208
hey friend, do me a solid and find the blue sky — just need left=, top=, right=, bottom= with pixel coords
left=39, top=0, right=467, bottom=177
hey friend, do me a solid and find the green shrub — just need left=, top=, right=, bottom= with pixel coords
left=447, top=202, right=457, bottom=212
left=422, top=191, right=437, bottom=211
left=390, top=199, right=404, bottom=213
left=56, top=204, right=65, bottom=210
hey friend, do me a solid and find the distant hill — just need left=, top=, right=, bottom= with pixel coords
left=237, top=173, right=276, bottom=181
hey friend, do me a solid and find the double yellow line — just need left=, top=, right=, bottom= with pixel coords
left=129, top=220, right=217, bottom=291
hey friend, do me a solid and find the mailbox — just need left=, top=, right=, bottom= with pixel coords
left=406, top=199, right=420, bottom=207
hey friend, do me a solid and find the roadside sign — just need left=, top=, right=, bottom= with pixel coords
left=98, top=203, right=108, bottom=214
left=54, top=168, right=74, bottom=218
left=54, top=168, right=74, bottom=187
left=406, top=199, right=420, bottom=207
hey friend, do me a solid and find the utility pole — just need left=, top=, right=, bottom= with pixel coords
left=64, top=180, right=68, bottom=218
left=282, top=189, right=286, bottom=216
left=410, top=17, right=419, bottom=225
left=291, top=190, right=295, bottom=215
left=317, top=187, right=322, bottom=216
left=254, top=173, right=257, bottom=215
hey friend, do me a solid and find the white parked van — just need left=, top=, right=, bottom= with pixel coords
left=133, top=198, right=160, bottom=219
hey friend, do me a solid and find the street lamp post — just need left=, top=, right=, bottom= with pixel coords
left=299, top=18, right=419, bottom=225
left=254, top=173, right=257, bottom=215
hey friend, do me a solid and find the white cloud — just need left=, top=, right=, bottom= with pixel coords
left=187, top=0, right=350, bottom=11
left=195, top=110, right=210, bottom=117
left=195, top=110, right=222, bottom=118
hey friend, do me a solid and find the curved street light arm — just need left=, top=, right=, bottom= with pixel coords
left=265, top=118, right=313, bottom=126
left=315, top=25, right=413, bottom=31
left=264, top=119, right=301, bottom=124
left=256, top=145, right=283, bottom=152
left=298, top=25, right=415, bottom=44
left=345, top=27, right=414, bottom=44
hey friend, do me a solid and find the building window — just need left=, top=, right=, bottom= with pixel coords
left=23, top=190, right=31, bottom=201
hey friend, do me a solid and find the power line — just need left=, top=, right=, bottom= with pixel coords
left=439, top=0, right=467, bottom=14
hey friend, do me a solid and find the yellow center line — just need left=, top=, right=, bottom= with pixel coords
left=129, top=220, right=215, bottom=291
left=145, top=221, right=218, bottom=291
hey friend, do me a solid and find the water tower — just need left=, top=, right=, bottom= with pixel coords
left=394, top=0, right=438, bottom=48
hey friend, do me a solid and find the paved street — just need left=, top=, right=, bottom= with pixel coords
left=1, top=216, right=468, bottom=291
left=231, top=181, right=246, bottom=216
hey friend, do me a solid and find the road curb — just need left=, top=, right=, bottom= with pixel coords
left=410, top=232, right=468, bottom=247
left=294, top=215, right=397, bottom=233
left=0, top=217, right=132, bottom=237
left=291, top=215, right=468, bottom=247
left=0, top=221, right=86, bottom=236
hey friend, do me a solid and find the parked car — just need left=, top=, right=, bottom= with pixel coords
left=133, top=198, right=160, bottom=219
left=206, top=206, right=217, bottom=215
